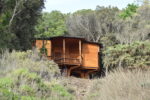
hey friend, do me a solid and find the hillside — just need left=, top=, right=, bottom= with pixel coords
left=0, top=0, right=150, bottom=99
left=61, top=69, right=150, bottom=100
left=0, top=50, right=150, bottom=100
left=0, top=50, right=74, bottom=100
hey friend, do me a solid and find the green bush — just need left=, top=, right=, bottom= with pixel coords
left=104, top=41, right=150, bottom=69
left=0, top=50, right=60, bottom=80
left=51, top=84, right=73, bottom=97
left=0, top=50, right=74, bottom=100
left=86, top=69, right=150, bottom=100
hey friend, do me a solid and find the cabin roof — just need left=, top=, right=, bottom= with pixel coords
left=35, top=36, right=103, bottom=47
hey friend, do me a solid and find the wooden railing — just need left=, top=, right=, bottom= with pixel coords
left=47, top=55, right=82, bottom=65
left=54, top=58, right=81, bottom=65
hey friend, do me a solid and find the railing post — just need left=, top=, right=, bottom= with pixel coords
left=63, top=39, right=65, bottom=63
left=79, top=40, right=82, bottom=64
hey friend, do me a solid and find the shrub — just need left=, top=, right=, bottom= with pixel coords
left=0, top=50, right=60, bottom=80
left=86, top=69, right=150, bottom=100
left=104, top=41, right=150, bottom=70
left=0, top=50, right=74, bottom=100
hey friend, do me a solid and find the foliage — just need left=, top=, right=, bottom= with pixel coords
left=0, top=0, right=44, bottom=51
left=114, top=3, right=150, bottom=44
left=51, top=84, right=73, bottom=98
left=0, top=50, right=74, bottom=99
left=0, top=50, right=60, bottom=80
left=66, top=7, right=119, bottom=42
left=104, top=41, right=150, bottom=69
left=0, top=0, right=15, bottom=50
left=40, top=45, right=48, bottom=56
left=66, top=3, right=150, bottom=45
left=73, top=9, right=94, bottom=15
left=0, top=1, right=150, bottom=99
left=35, top=11, right=67, bottom=38
left=119, top=3, right=138, bottom=19
left=86, top=69, right=150, bottom=100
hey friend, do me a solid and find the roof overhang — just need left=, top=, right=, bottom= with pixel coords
left=34, top=36, right=103, bottom=47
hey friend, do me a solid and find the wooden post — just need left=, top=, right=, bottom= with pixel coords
left=79, top=40, right=82, bottom=64
left=84, top=73, right=89, bottom=79
left=63, top=39, right=65, bottom=63
left=67, top=66, right=80, bottom=76
left=81, top=73, right=85, bottom=78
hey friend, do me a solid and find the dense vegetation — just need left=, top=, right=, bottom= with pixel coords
left=0, top=0, right=44, bottom=50
left=104, top=41, right=150, bottom=70
left=1, top=51, right=150, bottom=100
left=0, top=50, right=74, bottom=100
left=0, top=0, right=150, bottom=99
left=86, top=69, right=150, bottom=100
left=35, top=11, right=67, bottom=38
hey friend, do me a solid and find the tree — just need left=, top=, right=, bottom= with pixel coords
left=11, top=0, right=45, bottom=50
left=0, top=0, right=45, bottom=50
left=114, top=3, right=150, bottom=44
left=73, top=9, right=93, bottom=15
left=119, top=3, right=138, bottom=19
left=66, top=11, right=100, bottom=42
left=104, top=41, right=150, bottom=69
left=136, top=0, right=150, bottom=5
left=66, top=7, right=119, bottom=42
left=35, top=11, right=67, bottom=38
left=0, top=0, right=3, bottom=14
left=0, top=0, right=15, bottom=50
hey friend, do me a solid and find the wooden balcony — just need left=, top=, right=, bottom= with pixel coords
left=54, top=57, right=81, bottom=65
left=47, top=56, right=81, bottom=65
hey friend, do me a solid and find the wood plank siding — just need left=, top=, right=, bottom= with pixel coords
left=82, top=43, right=99, bottom=69
left=34, top=36, right=102, bottom=78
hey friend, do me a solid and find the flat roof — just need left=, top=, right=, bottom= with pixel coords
left=35, top=36, right=85, bottom=40
left=35, top=36, right=103, bottom=47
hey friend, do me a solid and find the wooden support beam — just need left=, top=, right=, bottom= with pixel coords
left=84, top=70, right=96, bottom=79
left=79, top=40, right=82, bottom=64
left=80, top=73, right=85, bottom=78
left=67, top=66, right=80, bottom=76
left=50, top=40, right=52, bottom=57
left=62, top=68, right=68, bottom=77
left=63, top=39, right=65, bottom=62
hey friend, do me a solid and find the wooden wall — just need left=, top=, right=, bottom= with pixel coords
left=51, top=39, right=63, bottom=58
left=35, top=39, right=100, bottom=70
left=65, top=39, right=79, bottom=59
left=44, top=40, right=51, bottom=56
left=82, top=43, right=100, bottom=69
left=35, top=40, right=43, bottom=49
left=35, top=40, right=51, bottom=56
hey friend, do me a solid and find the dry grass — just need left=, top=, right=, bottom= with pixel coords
left=61, top=69, right=150, bottom=100
left=0, top=50, right=74, bottom=100
left=86, top=69, right=150, bottom=100
left=0, top=50, right=150, bottom=100
left=0, top=50, right=60, bottom=80
left=60, top=77, right=93, bottom=100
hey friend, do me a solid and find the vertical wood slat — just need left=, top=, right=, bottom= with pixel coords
left=63, top=39, right=65, bottom=63
left=79, top=40, right=82, bottom=64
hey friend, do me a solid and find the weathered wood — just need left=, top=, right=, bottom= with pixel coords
left=82, top=43, right=99, bottom=69
left=34, top=37, right=101, bottom=78
left=79, top=40, right=82, bottom=64
left=44, top=40, right=51, bottom=56
left=63, top=39, right=65, bottom=62
left=67, top=66, right=80, bottom=76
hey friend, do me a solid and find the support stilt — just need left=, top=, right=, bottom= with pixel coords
left=67, top=66, right=80, bottom=76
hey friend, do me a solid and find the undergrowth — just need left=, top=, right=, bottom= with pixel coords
left=0, top=50, right=74, bottom=100
left=86, top=69, right=150, bottom=100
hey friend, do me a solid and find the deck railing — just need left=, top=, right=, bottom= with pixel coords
left=54, top=57, right=81, bottom=65
left=47, top=56, right=81, bottom=65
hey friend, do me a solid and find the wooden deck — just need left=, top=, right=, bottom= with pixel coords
left=35, top=37, right=101, bottom=78
left=53, top=57, right=81, bottom=65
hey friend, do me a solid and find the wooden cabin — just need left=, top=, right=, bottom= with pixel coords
left=34, top=36, right=102, bottom=78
